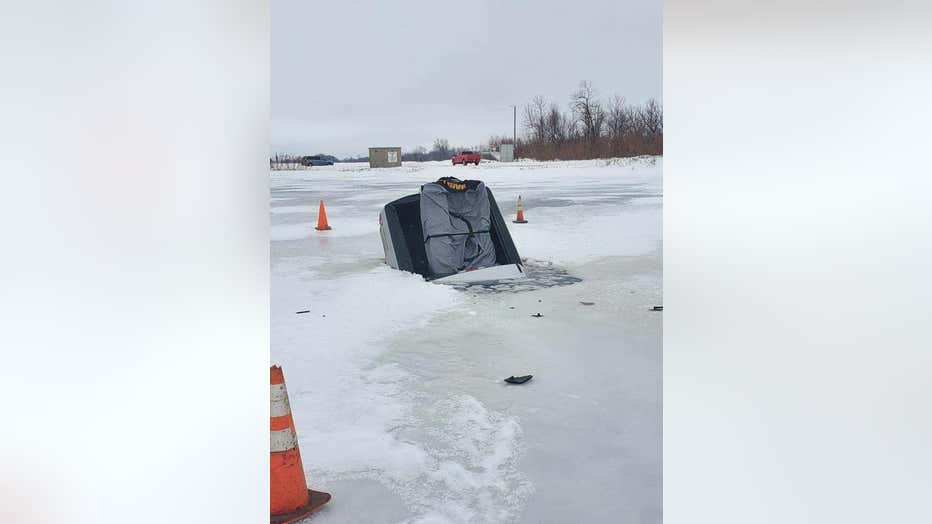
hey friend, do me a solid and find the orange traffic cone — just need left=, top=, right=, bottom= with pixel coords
left=314, top=200, right=332, bottom=231
left=513, top=195, right=528, bottom=224
left=271, top=366, right=331, bottom=523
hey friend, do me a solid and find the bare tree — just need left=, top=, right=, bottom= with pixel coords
left=593, top=104, right=606, bottom=140
left=404, top=145, right=429, bottom=162
left=570, top=81, right=605, bottom=143
left=486, top=134, right=514, bottom=150
left=431, top=138, right=451, bottom=160
left=606, top=95, right=629, bottom=139
left=545, top=103, right=565, bottom=144
left=638, top=98, right=663, bottom=138
left=523, top=95, right=547, bottom=144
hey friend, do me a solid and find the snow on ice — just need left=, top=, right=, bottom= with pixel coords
left=271, top=157, right=662, bottom=523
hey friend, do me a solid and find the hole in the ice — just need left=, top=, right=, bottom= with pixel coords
left=448, top=258, right=582, bottom=293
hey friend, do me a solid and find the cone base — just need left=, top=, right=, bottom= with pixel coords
left=271, top=489, right=331, bottom=524
left=512, top=219, right=528, bottom=224
left=314, top=226, right=332, bottom=231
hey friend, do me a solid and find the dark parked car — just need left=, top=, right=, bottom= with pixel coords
left=301, top=155, right=335, bottom=166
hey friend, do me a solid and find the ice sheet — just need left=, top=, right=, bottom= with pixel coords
left=271, top=157, right=662, bottom=523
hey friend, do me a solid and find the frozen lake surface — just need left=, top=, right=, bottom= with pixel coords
left=271, top=158, right=662, bottom=523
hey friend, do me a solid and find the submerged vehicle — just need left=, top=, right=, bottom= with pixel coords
left=379, top=177, right=526, bottom=284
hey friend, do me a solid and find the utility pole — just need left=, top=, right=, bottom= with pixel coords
left=509, top=104, right=517, bottom=159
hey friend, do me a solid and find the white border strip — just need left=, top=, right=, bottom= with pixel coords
left=270, top=383, right=291, bottom=418
left=270, top=428, right=297, bottom=453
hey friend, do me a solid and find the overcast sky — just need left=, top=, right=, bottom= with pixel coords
left=272, top=0, right=661, bottom=158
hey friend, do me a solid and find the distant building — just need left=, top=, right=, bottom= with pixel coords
left=369, top=147, right=402, bottom=168
left=499, top=144, right=514, bottom=162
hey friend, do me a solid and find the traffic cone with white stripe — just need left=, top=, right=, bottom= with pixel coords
left=513, top=195, right=528, bottom=224
left=271, top=365, right=331, bottom=523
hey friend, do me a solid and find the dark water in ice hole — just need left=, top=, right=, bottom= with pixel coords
left=446, top=259, right=582, bottom=294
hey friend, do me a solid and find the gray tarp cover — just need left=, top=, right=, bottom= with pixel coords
left=420, top=180, right=497, bottom=277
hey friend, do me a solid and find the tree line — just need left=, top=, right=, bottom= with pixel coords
left=401, top=138, right=488, bottom=162
left=518, top=81, right=662, bottom=160
left=272, top=82, right=660, bottom=167
left=270, top=153, right=304, bottom=169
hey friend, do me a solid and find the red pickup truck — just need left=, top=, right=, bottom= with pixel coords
left=452, top=150, right=480, bottom=166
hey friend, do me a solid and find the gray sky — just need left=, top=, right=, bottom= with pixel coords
left=272, top=0, right=661, bottom=158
